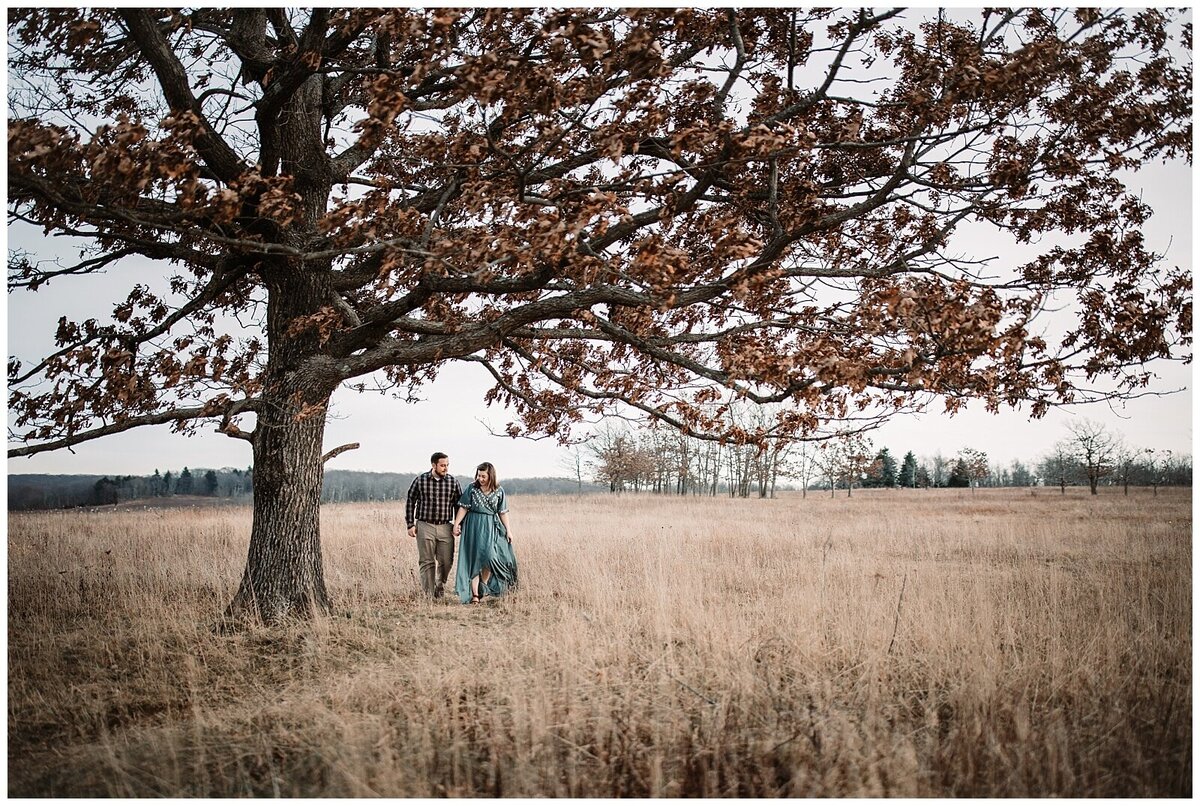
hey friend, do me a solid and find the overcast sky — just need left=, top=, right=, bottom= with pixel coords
left=5, top=19, right=1193, bottom=482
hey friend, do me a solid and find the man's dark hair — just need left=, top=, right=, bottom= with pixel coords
left=430, top=452, right=448, bottom=465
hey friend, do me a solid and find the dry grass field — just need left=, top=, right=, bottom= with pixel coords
left=7, top=487, right=1191, bottom=797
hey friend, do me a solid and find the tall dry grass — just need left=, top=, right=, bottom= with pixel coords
left=7, top=488, right=1191, bottom=796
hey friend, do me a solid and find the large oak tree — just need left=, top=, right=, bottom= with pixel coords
left=8, top=9, right=1191, bottom=620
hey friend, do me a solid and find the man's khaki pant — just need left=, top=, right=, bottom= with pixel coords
left=415, top=521, right=454, bottom=598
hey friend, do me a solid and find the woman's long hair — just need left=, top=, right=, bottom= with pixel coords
left=474, top=462, right=498, bottom=492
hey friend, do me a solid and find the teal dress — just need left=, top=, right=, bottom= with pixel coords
left=455, top=484, right=518, bottom=602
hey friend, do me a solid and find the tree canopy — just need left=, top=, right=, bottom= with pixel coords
left=9, top=8, right=1192, bottom=454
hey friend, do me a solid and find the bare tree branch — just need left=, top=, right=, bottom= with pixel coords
left=117, top=9, right=247, bottom=183
left=9, top=398, right=259, bottom=459
left=321, top=442, right=360, bottom=463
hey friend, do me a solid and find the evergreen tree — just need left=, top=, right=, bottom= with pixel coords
left=163, top=471, right=174, bottom=495
left=91, top=477, right=119, bottom=505
left=204, top=469, right=219, bottom=496
left=177, top=467, right=194, bottom=495
left=878, top=448, right=898, bottom=487
left=947, top=459, right=971, bottom=488
left=898, top=451, right=918, bottom=488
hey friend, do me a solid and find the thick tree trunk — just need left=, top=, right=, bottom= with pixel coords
left=228, top=396, right=331, bottom=621
left=224, top=64, right=339, bottom=623
left=225, top=262, right=336, bottom=621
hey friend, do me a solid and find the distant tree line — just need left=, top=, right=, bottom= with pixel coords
left=323, top=471, right=603, bottom=502
left=572, top=410, right=796, bottom=499
left=581, top=416, right=1191, bottom=498
left=8, top=467, right=600, bottom=511
left=9, top=466, right=253, bottom=510
left=8, top=417, right=1187, bottom=511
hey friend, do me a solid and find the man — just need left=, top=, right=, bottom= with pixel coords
left=406, top=452, right=462, bottom=599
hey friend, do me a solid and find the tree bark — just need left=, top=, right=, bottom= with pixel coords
left=228, top=393, right=331, bottom=621
left=223, top=51, right=342, bottom=622
left=225, top=253, right=337, bottom=621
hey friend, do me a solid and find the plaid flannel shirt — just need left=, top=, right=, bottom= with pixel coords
left=405, top=471, right=462, bottom=528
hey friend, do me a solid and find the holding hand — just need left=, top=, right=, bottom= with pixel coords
left=453, top=523, right=461, bottom=537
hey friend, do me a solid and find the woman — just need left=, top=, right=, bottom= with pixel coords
left=452, top=462, right=518, bottom=604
